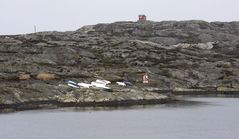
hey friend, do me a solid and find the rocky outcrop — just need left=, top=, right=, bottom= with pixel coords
left=1, top=20, right=239, bottom=111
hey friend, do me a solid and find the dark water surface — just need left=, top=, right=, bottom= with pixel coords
left=0, top=97, right=239, bottom=139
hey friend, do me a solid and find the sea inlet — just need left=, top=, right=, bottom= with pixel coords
left=0, top=97, right=239, bottom=139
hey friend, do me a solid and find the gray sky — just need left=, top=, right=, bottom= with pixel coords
left=1, top=0, right=239, bottom=35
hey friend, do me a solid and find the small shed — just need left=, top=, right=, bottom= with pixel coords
left=138, top=15, right=147, bottom=21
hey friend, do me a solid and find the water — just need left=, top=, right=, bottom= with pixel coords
left=0, top=97, right=239, bottom=139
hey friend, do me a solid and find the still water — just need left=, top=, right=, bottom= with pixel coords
left=0, top=97, right=239, bottom=139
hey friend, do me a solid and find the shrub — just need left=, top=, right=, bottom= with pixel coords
left=18, top=74, right=30, bottom=80
left=36, top=73, right=56, bottom=80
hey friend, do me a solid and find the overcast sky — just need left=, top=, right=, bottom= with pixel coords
left=1, top=0, right=239, bottom=35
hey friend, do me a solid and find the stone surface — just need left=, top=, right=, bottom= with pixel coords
left=1, top=20, right=239, bottom=110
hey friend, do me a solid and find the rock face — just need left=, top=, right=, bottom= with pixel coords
left=1, top=20, right=239, bottom=110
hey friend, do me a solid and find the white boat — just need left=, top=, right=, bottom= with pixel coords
left=77, top=83, right=92, bottom=88
left=116, top=82, right=126, bottom=86
left=67, top=83, right=79, bottom=88
left=95, top=79, right=111, bottom=85
left=67, top=80, right=78, bottom=85
left=91, top=81, right=110, bottom=89
left=67, top=79, right=111, bottom=90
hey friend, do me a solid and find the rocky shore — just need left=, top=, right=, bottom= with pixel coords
left=0, top=84, right=171, bottom=112
left=1, top=20, right=239, bottom=112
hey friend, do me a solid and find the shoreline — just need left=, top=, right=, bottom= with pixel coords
left=0, top=97, right=172, bottom=113
left=171, top=91, right=239, bottom=96
left=1, top=91, right=239, bottom=113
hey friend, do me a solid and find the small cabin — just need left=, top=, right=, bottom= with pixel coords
left=138, top=15, right=147, bottom=21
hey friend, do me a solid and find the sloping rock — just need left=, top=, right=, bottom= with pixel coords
left=1, top=20, right=239, bottom=111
